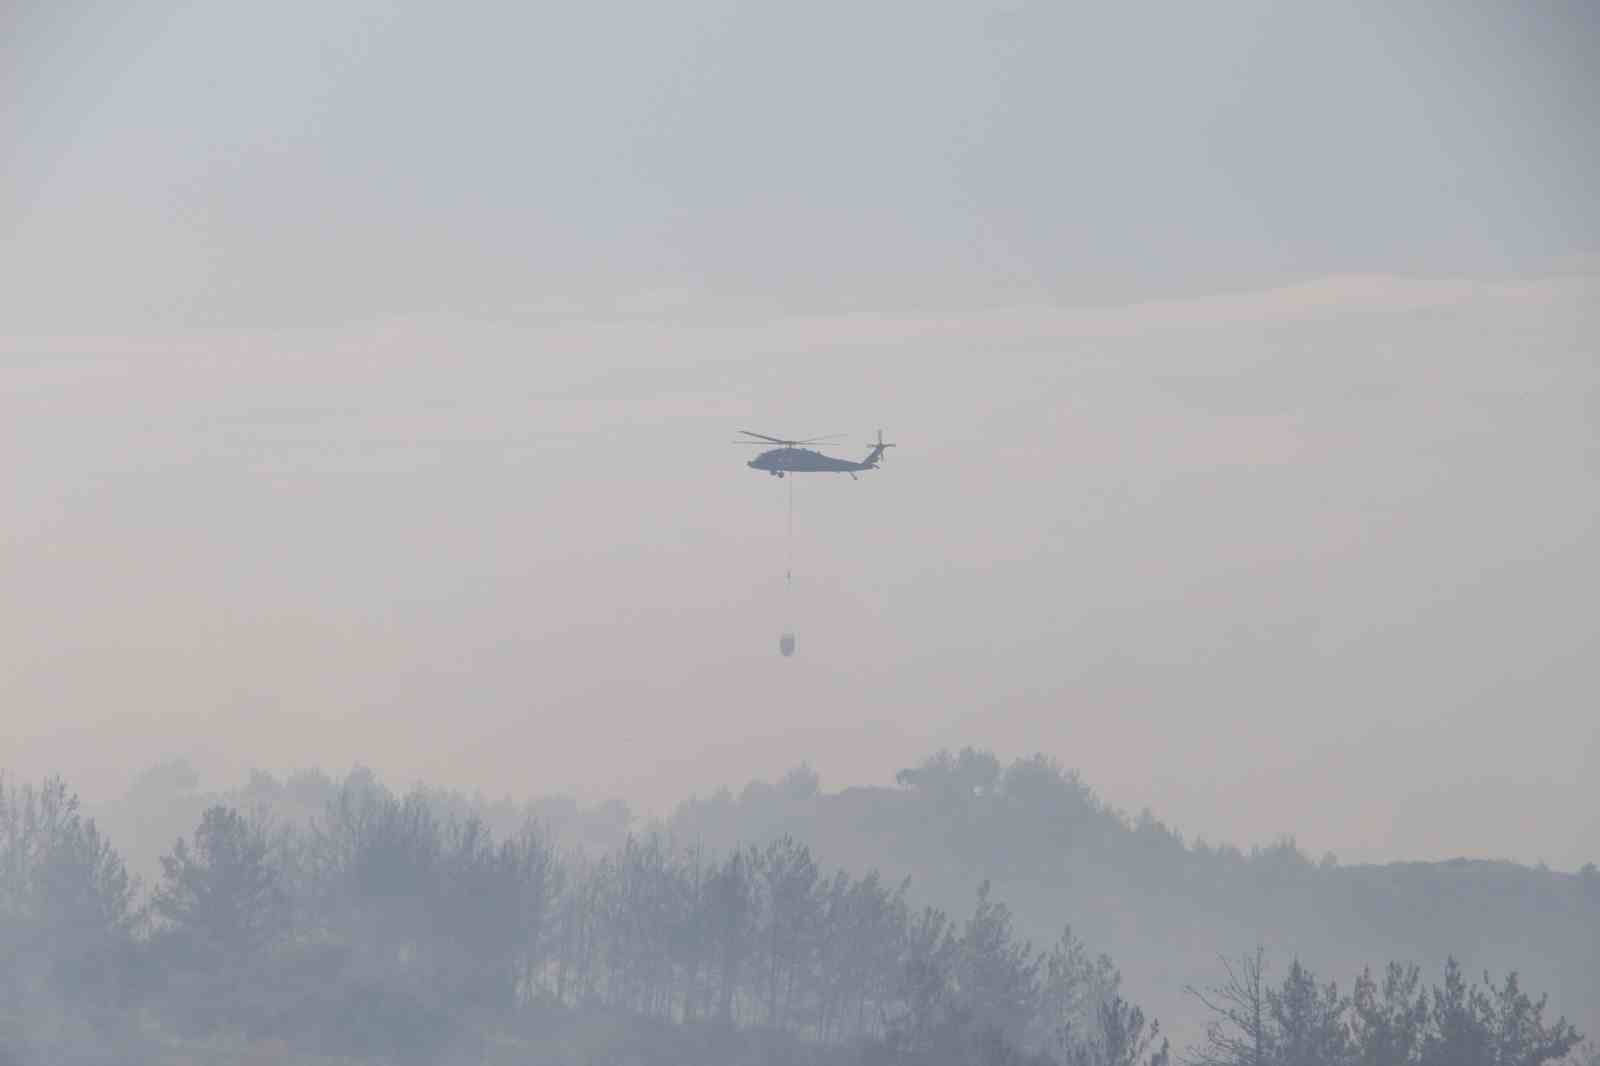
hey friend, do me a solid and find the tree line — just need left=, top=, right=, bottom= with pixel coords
left=1185, top=947, right=1585, bottom=1066
left=0, top=769, right=1585, bottom=1065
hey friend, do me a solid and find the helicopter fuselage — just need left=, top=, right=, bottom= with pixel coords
left=748, top=447, right=876, bottom=476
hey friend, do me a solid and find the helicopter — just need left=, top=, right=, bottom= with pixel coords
left=735, top=430, right=895, bottom=479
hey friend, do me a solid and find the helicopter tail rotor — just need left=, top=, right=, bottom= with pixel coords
left=862, top=429, right=896, bottom=467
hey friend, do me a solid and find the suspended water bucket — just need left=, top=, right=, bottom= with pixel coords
left=779, top=631, right=796, bottom=657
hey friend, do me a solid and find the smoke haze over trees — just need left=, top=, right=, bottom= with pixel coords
left=2, top=753, right=1591, bottom=1064
left=5, top=0, right=1598, bottom=882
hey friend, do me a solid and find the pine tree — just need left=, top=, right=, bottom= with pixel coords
left=1065, top=996, right=1170, bottom=1066
left=957, top=880, right=1043, bottom=1050
left=153, top=805, right=285, bottom=968
left=1270, top=960, right=1349, bottom=1066
left=0, top=776, right=137, bottom=1002
left=1349, top=963, right=1428, bottom=1066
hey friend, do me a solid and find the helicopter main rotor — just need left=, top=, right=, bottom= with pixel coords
left=731, top=430, right=846, bottom=450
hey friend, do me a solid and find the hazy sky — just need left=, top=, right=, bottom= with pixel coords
left=3, top=1, right=1597, bottom=869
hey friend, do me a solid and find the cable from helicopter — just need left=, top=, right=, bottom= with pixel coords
left=781, top=473, right=796, bottom=657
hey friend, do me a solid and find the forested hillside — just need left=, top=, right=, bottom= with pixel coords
left=2, top=756, right=1591, bottom=1064
left=665, top=750, right=1600, bottom=1052
left=6, top=768, right=1154, bottom=1065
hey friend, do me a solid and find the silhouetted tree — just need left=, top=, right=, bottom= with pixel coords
left=1065, top=996, right=1169, bottom=1066
left=1418, top=959, right=1579, bottom=1066
left=1034, top=924, right=1122, bottom=1061
left=958, top=880, right=1043, bottom=1049
left=153, top=804, right=285, bottom=969
left=552, top=850, right=606, bottom=1007
left=508, top=821, right=560, bottom=1006
left=891, top=904, right=960, bottom=1054
left=0, top=776, right=137, bottom=1003
left=1349, top=963, right=1428, bottom=1066
left=896, top=747, right=1004, bottom=806
left=709, top=847, right=757, bottom=1023
left=1270, top=960, right=1349, bottom=1066
left=759, top=835, right=821, bottom=1028
left=1185, top=947, right=1275, bottom=1066
left=430, top=814, right=539, bottom=1009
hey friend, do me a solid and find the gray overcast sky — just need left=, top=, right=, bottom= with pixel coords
left=3, top=1, right=1597, bottom=868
